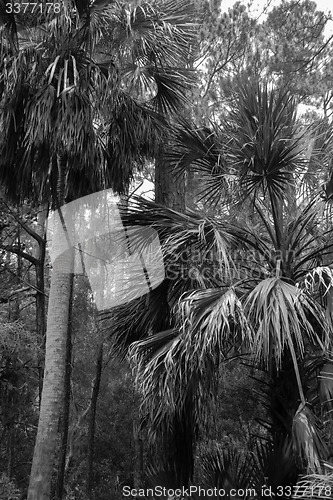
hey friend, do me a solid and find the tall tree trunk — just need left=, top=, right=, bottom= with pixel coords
left=155, top=145, right=196, bottom=486
left=54, top=273, right=74, bottom=500
left=28, top=154, right=73, bottom=500
left=86, top=342, right=103, bottom=499
left=35, top=205, right=48, bottom=405
left=155, top=147, right=185, bottom=212
left=27, top=247, right=74, bottom=500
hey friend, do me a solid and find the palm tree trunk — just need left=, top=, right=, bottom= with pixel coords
left=28, top=154, right=74, bottom=500
left=27, top=246, right=74, bottom=500
left=54, top=155, right=74, bottom=499
left=54, top=273, right=74, bottom=500
left=155, top=146, right=185, bottom=212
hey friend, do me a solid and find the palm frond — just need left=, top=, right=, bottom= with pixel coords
left=98, top=282, right=173, bottom=359
left=245, top=278, right=327, bottom=400
left=285, top=198, right=321, bottom=257
left=178, top=287, right=250, bottom=364
left=128, top=0, right=197, bottom=64
left=227, top=81, right=306, bottom=201
left=165, top=119, right=234, bottom=207
left=319, top=362, right=333, bottom=416
left=254, top=438, right=297, bottom=487
left=198, top=446, right=256, bottom=496
left=302, top=267, right=333, bottom=334
left=293, top=466, right=333, bottom=499
left=99, top=198, right=234, bottom=360
left=122, top=196, right=232, bottom=272
left=151, top=67, right=194, bottom=114
left=0, top=0, right=193, bottom=203
left=129, top=325, right=216, bottom=488
left=103, top=93, right=167, bottom=193
left=292, top=403, right=328, bottom=473
left=0, top=1, right=18, bottom=51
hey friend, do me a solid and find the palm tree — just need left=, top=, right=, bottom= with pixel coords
left=108, top=81, right=333, bottom=488
left=100, top=197, right=231, bottom=485
left=0, top=1, right=196, bottom=498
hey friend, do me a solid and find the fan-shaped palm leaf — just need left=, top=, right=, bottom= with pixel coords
left=254, top=437, right=297, bottom=488
left=102, top=197, right=233, bottom=357
left=245, top=278, right=327, bottom=399
left=228, top=82, right=305, bottom=195
left=166, top=119, right=234, bottom=207
left=177, top=287, right=250, bottom=368
left=197, top=446, right=256, bottom=498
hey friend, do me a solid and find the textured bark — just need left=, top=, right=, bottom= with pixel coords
left=36, top=256, right=46, bottom=404
left=155, top=144, right=198, bottom=486
left=54, top=273, right=74, bottom=500
left=28, top=247, right=74, bottom=500
left=28, top=160, right=73, bottom=500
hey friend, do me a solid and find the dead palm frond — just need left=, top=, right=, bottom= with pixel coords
left=292, top=403, right=328, bottom=474
left=0, top=0, right=197, bottom=203
left=293, top=465, right=333, bottom=499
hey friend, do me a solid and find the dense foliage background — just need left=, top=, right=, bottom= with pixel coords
left=1, top=0, right=333, bottom=498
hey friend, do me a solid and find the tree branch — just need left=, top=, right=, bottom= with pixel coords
left=0, top=199, right=46, bottom=244
left=0, top=244, right=38, bottom=266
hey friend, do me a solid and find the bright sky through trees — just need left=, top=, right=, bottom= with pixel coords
left=221, top=0, right=333, bottom=36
